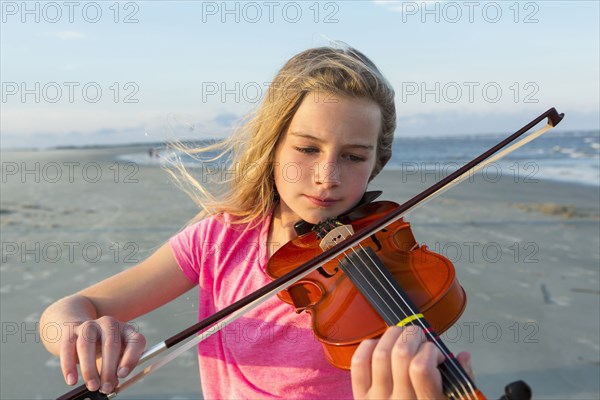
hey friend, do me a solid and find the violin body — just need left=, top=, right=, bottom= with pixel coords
left=268, top=201, right=467, bottom=369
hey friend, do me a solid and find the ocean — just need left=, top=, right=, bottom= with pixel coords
left=118, top=130, right=600, bottom=187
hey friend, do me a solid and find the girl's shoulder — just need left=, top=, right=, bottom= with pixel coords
left=170, top=210, right=274, bottom=285
left=182, top=211, right=272, bottom=239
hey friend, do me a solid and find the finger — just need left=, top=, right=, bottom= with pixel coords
left=60, top=328, right=79, bottom=386
left=372, top=326, right=409, bottom=398
left=99, top=321, right=122, bottom=394
left=76, top=322, right=101, bottom=392
left=390, top=326, right=426, bottom=399
left=351, top=338, right=378, bottom=399
left=456, top=351, right=474, bottom=381
left=407, top=342, right=444, bottom=400
left=117, top=324, right=146, bottom=378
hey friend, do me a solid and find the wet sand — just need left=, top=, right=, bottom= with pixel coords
left=1, top=147, right=598, bottom=399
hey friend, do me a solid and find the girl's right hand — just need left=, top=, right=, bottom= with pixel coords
left=60, top=316, right=146, bottom=394
left=42, top=243, right=194, bottom=393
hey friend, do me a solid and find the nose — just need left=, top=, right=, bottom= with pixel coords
left=313, top=160, right=341, bottom=188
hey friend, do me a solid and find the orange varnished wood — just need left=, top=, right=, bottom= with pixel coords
left=267, top=201, right=467, bottom=370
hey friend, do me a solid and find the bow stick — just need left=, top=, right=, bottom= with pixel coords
left=57, top=107, right=564, bottom=400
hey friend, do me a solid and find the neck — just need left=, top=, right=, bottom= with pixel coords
left=268, top=203, right=298, bottom=257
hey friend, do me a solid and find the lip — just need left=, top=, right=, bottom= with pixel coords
left=305, top=195, right=340, bottom=207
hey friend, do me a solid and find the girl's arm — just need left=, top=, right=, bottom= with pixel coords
left=39, top=242, right=196, bottom=394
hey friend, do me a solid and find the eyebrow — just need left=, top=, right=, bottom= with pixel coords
left=290, top=131, right=375, bottom=150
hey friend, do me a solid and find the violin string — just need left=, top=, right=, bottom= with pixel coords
left=336, top=225, right=477, bottom=400
left=354, top=249, right=475, bottom=400
left=318, top=221, right=474, bottom=399
left=354, top=241, right=476, bottom=400
left=342, top=249, right=472, bottom=400
left=342, top=243, right=474, bottom=400
left=337, top=254, right=460, bottom=397
left=337, top=252, right=461, bottom=396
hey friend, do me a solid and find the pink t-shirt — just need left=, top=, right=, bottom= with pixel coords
left=169, top=212, right=353, bottom=399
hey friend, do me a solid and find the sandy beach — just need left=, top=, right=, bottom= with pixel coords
left=1, top=146, right=598, bottom=399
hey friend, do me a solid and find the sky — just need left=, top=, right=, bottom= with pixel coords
left=1, top=0, right=599, bottom=148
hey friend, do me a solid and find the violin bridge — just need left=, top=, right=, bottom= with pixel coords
left=318, top=225, right=354, bottom=251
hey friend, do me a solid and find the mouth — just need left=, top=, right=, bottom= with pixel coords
left=305, top=195, right=340, bottom=207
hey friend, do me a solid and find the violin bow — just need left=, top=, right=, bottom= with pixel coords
left=57, top=107, right=564, bottom=400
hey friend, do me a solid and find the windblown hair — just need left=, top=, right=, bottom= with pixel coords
left=168, top=45, right=396, bottom=225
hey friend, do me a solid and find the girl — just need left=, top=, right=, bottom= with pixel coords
left=40, top=45, right=473, bottom=399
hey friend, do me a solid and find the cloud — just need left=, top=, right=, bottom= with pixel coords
left=51, top=31, right=85, bottom=40
left=1, top=107, right=160, bottom=137
left=213, top=112, right=239, bottom=127
left=372, top=0, right=447, bottom=13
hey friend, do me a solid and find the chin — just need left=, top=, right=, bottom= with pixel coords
left=301, top=208, right=343, bottom=225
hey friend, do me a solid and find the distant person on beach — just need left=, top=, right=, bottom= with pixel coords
left=40, top=45, right=475, bottom=399
left=148, top=148, right=160, bottom=158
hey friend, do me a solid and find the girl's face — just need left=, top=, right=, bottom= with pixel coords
left=273, top=92, right=382, bottom=226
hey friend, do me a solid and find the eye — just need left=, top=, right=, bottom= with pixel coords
left=294, top=146, right=319, bottom=154
left=344, top=154, right=367, bottom=163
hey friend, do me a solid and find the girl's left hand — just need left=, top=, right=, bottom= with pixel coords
left=350, top=325, right=474, bottom=399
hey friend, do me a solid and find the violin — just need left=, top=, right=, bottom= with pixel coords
left=56, top=108, right=564, bottom=400
left=268, top=197, right=522, bottom=400
left=268, top=198, right=466, bottom=369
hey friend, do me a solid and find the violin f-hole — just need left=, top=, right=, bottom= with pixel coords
left=369, top=233, right=384, bottom=251
left=317, top=266, right=338, bottom=278
left=287, top=280, right=325, bottom=312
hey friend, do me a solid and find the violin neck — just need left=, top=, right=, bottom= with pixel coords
left=339, top=247, right=481, bottom=400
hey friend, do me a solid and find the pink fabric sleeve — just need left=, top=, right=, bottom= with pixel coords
left=169, top=222, right=202, bottom=284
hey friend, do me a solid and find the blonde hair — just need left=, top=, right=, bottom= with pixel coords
left=168, top=46, right=396, bottom=225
